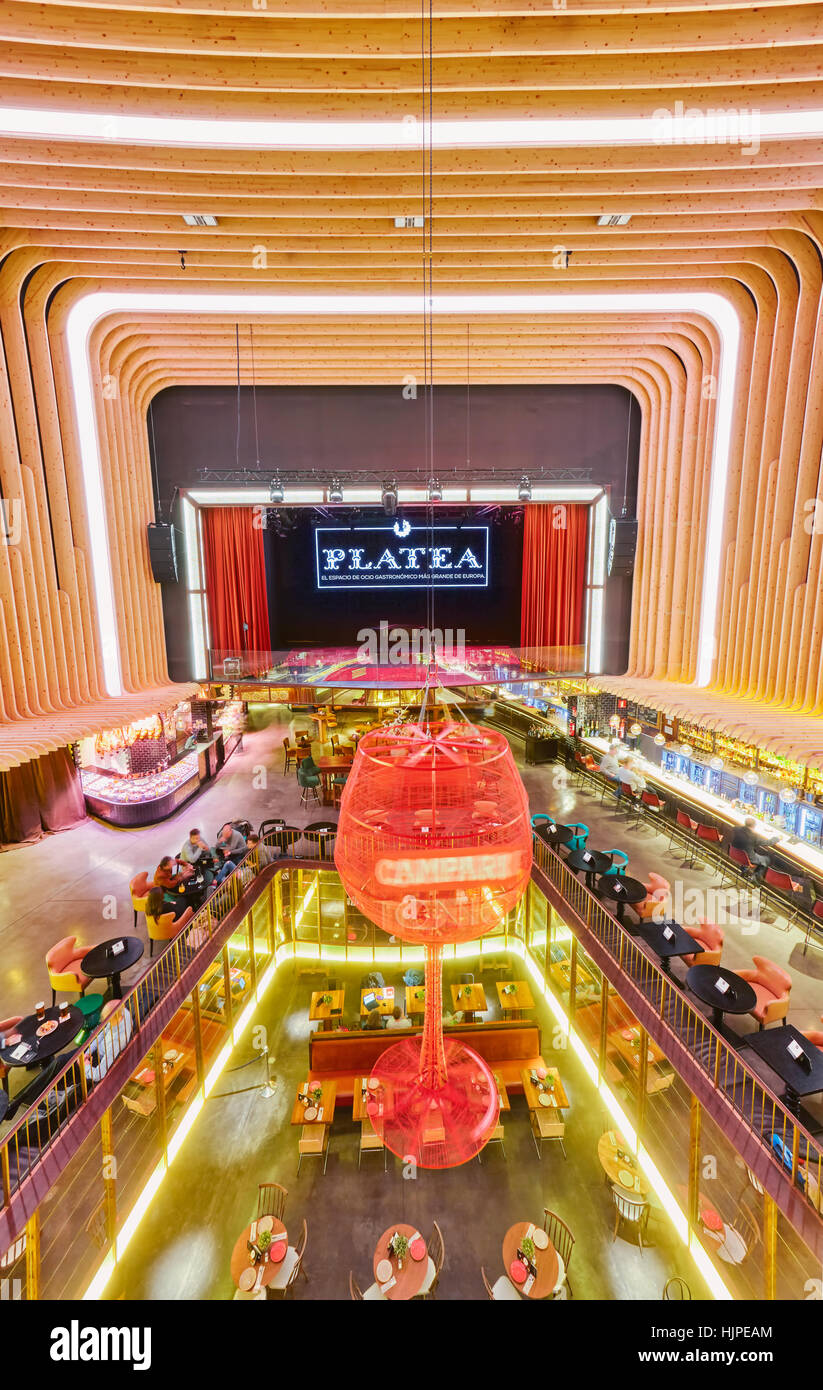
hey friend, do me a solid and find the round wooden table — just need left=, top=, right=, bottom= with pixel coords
left=231, top=1218, right=288, bottom=1291
left=597, top=1130, right=649, bottom=1196
left=373, top=1223, right=428, bottom=1300
left=502, top=1221, right=559, bottom=1299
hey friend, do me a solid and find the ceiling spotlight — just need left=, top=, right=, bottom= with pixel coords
left=382, top=479, right=398, bottom=517
left=269, top=475, right=284, bottom=504
left=328, top=477, right=343, bottom=504
left=518, top=475, right=532, bottom=502
left=427, top=477, right=443, bottom=502
left=182, top=214, right=219, bottom=227
left=596, top=214, right=632, bottom=227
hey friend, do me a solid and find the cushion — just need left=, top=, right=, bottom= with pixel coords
left=268, top=1247, right=299, bottom=1289
left=363, top=1282, right=388, bottom=1301
left=492, top=1275, right=522, bottom=1300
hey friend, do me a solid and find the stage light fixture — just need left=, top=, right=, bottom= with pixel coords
left=518, top=475, right=532, bottom=502
left=269, top=475, right=284, bottom=504
left=427, top=477, right=443, bottom=502
left=328, top=477, right=343, bottom=504
left=382, top=479, right=398, bottom=516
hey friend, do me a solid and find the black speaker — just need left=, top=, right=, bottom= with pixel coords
left=147, top=522, right=179, bottom=582
left=607, top=516, right=638, bottom=577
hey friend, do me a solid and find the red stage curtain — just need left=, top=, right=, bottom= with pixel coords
left=203, top=507, right=271, bottom=656
left=520, top=503, right=588, bottom=652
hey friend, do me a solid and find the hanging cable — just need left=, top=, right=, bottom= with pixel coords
left=234, top=322, right=241, bottom=470
left=250, top=323, right=261, bottom=469
left=621, top=392, right=633, bottom=516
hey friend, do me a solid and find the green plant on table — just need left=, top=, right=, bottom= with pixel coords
left=311, top=1084, right=322, bottom=1102
left=257, top=1230, right=272, bottom=1253
left=521, top=1236, right=535, bottom=1262
left=321, top=993, right=333, bottom=1005
left=392, top=1233, right=409, bottom=1261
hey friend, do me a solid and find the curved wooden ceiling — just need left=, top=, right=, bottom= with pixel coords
left=1, top=1, right=823, bottom=761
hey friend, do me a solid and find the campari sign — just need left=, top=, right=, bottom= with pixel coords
left=314, top=520, right=490, bottom=591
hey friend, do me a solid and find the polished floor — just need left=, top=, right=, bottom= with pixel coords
left=2, top=706, right=821, bottom=1034
left=104, top=954, right=710, bottom=1302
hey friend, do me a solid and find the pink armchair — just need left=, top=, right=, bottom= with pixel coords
left=683, top=920, right=724, bottom=967
left=146, top=905, right=194, bottom=956
left=46, top=936, right=92, bottom=1005
left=636, top=874, right=671, bottom=922
left=737, top=956, right=792, bottom=1028
left=129, top=872, right=152, bottom=931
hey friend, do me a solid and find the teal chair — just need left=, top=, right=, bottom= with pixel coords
left=566, top=823, right=589, bottom=853
left=531, top=814, right=555, bottom=830
left=297, top=761, right=321, bottom=806
left=602, top=850, right=629, bottom=876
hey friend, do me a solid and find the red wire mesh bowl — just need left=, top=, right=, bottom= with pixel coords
left=366, top=1033, right=500, bottom=1168
left=334, top=720, right=532, bottom=944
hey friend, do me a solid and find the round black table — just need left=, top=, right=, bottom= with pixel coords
left=166, top=869, right=208, bottom=911
left=636, top=919, right=700, bottom=976
left=595, top=873, right=648, bottom=923
left=534, top=822, right=575, bottom=850
left=685, top=964, right=757, bottom=1033
left=81, top=937, right=145, bottom=999
left=271, top=824, right=302, bottom=855
left=303, top=820, right=338, bottom=860
left=0, top=1004, right=84, bottom=1073
left=566, top=848, right=613, bottom=890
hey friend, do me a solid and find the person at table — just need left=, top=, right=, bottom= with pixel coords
left=214, top=822, right=247, bottom=864
left=154, top=855, right=193, bottom=899
left=599, top=743, right=622, bottom=779
left=147, top=884, right=190, bottom=924
left=178, top=828, right=215, bottom=886
left=731, top=817, right=772, bottom=882
left=362, top=1007, right=385, bottom=1031
left=247, top=832, right=280, bottom=866
left=213, top=846, right=239, bottom=886
left=385, top=1006, right=411, bottom=1031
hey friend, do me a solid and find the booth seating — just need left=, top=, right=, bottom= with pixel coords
left=308, top=1020, right=544, bottom=1104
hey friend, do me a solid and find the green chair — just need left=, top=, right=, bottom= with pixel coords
left=297, top=761, right=321, bottom=806
left=603, top=850, right=629, bottom=876
left=73, top=993, right=104, bottom=1044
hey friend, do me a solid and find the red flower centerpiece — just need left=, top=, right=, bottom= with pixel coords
left=335, top=720, right=532, bottom=1167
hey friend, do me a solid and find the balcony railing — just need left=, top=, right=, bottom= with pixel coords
left=533, top=834, right=823, bottom=1257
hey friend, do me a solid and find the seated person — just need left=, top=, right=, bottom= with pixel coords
left=731, top=816, right=771, bottom=880
left=213, top=846, right=239, bottom=886
left=215, top=822, right=247, bottom=864
left=84, top=1006, right=133, bottom=1086
left=247, top=832, right=280, bottom=866
left=362, top=1007, right=385, bottom=1031
left=146, top=884, right=189, bottom=924
left=599, top=743, right=622, bottom=779
left=178, top=827, right=215, bottom=886
left=385, top=1005, right=411, bottom=1030
left=154, top=854, right=193, bottom=900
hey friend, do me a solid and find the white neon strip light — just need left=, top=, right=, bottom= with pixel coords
left=3, top=106, right=821, bottom=150
left=591, top=493, right=609, bottom=585
left=67, top=291, right=738, bottom=695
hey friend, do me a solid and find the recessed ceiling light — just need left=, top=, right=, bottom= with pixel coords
left=394, top=215, right=424, bottom=228
left=596, top=214, right=632, bottom=227
left=182, top=214, right=218, bottom=227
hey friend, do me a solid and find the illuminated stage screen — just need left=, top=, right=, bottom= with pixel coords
left=265, top=507, right=523, bottom=647
left=314, top=521, right=490, bottom=591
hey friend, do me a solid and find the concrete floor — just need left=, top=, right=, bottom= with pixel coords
left=105, top=954, right=709, bottom=1302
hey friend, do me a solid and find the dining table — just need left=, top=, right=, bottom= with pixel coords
left=520, top=1065, right=569, bottom=1110
left=291, top=1078, right=337, bottom=1126
left=360, top=985, right=395, bottom=1017
left=497, top=980, right=534, bottom=1016
left=81, top=936, right=145, bottom=999
left=0, top=1004, right=85, bottom=1085
left=596, top=874, right=648, bottom=924
left=597, top=1129, right=649, bottom=1196
left=405, top=985, right=426, bottom=1017
left=314, top=755, right=354, bottom=805
left=231, top=1216, right=288, bottom=1293
left=450, top=982, right=487, bottom=1018
left=502, top=1221, right=559, bottom=1299
left=373, top=1223, right=429, bottom=1300
left=565, top=847, right=614, bottom=889
left=309, top=988, right=345, bottom=1029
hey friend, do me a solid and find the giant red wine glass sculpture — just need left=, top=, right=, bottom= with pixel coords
left=334, top=720, right=532, bottom=1167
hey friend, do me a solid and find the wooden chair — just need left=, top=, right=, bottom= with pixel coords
left=414, top=1220, right=444, bottom=1299
left=481, top=1265, right=521, bottom=1300
left=542, top=1209, right=575, bottom=1297
left=612, top=1184, right=650, bottom=1250
left=663, top=1277, right=691, bottom=1300
left=530, top=1105, right=567, bottom=1159
left=256, top=1181, right=288, bottom=1223
left=282, top=737, right=299, bottom=774
left=349, top=1269, right=388, bottom=1300
left=297, top=1124, right=329, bottom=1175
left=359, top=1115, right=387, bottom=1171
left=477, top=1120, right=506, bottom=1163
left=267, top=1219, right=308, bottom=1298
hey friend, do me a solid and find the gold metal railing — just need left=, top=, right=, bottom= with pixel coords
left=532, top=834, right=823, bottom=1217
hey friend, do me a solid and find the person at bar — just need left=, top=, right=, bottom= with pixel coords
left=731, top=816, right=772, bottom=881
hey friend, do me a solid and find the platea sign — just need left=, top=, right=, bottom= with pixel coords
left=314, top=522, right=490, bottom=590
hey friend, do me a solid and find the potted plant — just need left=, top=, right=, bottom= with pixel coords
left=392, top=1233, right=409, bottom=1268
left=257, top=1230, right=272, bottom=1255
left=521, top=1236, right=535, bottom=1264
left=321, top=993, right=333, bottom=1005
left=311, top=1083, right=322, bottom=1103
